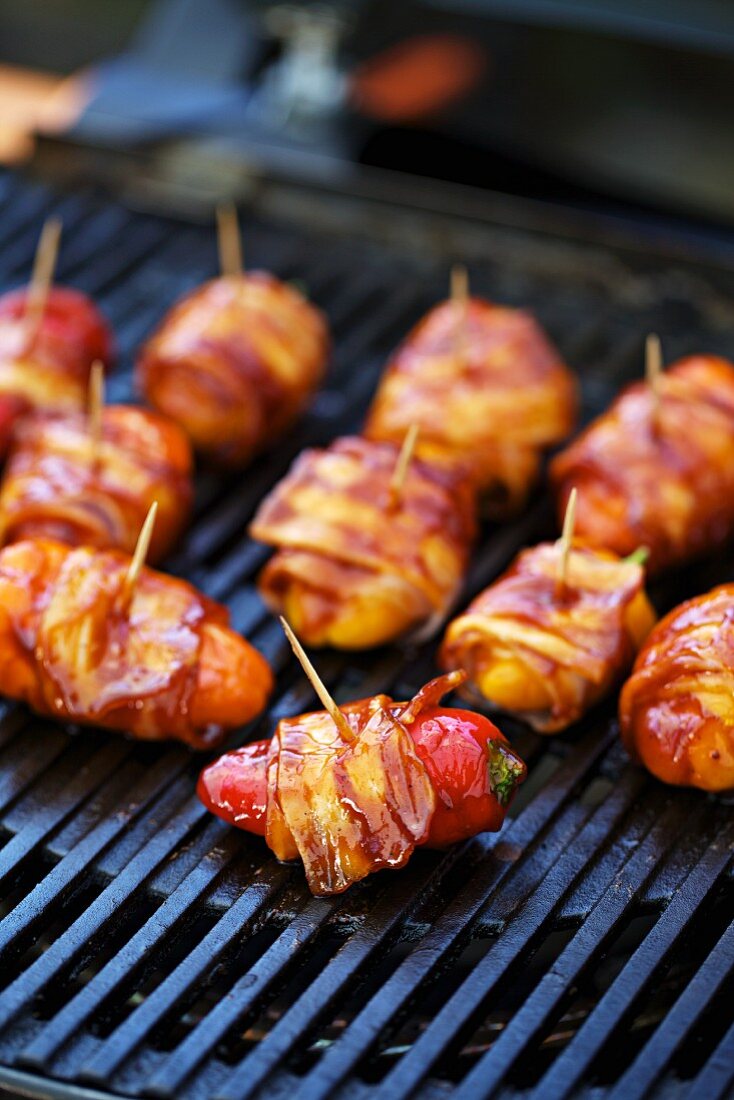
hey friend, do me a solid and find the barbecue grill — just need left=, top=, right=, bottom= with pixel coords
left=0, top=164, right=731, bottom=1100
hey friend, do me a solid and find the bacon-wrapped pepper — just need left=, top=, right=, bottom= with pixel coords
left=198, top=671, right=526, bottom=895
left=620, top=585, right=734, bottom=791
left=550, top=356, right=734, bottom=574
left=364, top=297, right=577, bottom=513
left=0, top=407, right=193, bottom=562
left=0, top=286, right=113, bottom=458
left=136, top=272, right=329, bottom=468
left=250, top=435, right=477, bottom=649
left=440, top=543, right=656, bottom=733
left=0, top=539, right=272, bottom=747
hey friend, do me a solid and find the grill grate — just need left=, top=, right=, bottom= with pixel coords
left=0, top=168, right=732, bottom=1100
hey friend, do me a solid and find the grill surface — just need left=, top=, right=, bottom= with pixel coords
left=0, top=168, right=732, bottom=1100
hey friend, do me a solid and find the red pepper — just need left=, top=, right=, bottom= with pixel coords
left=0, top=286, right=114, bottom=368
left=197, top=706, right=525, bottom=848
left=0, top=286, right=114, bottom=459
left=0, top=394, right=29, bottom=444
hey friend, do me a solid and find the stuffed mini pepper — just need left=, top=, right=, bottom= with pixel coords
left=199, top=670, right=525, bottom=895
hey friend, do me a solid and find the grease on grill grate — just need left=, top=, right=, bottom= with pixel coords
left=0, top=170, right=731, bottom=1100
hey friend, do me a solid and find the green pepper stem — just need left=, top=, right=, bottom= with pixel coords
left=487, top=742, right=526, bottom=807
left=623, top=546, right=650, bottom=566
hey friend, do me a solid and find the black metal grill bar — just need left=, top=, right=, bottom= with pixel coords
left=17, top=819, right=238, bottom=1069
left=278, top=768, right=647, bottom=1100
left=0, top=726, right=68, bottom=813
left=144, top=898, right=335, bottom=1096
left=207, top=864, right=468, bottom=1100
left=84, top=816, right=464, bottom=1090
left=209, top=729, right=618, bottom=1100
left=552, top=787, right=664, bottom=926
left=76, top=863, right=295, bottom=1081
left=450, top=797, right=712, bottom=1100
left=0, top=171, right=731, bottom=1100
left=0, top=734, right=131, bottom=833
left=0, top=740, right=132, bottom=890
left=146, top=785, right=562, bottom=1099
left=0, top=704, right=27, bottom=748
left=0, top=780, right=200, bottom=1019
left=527, top=817, right=734, bottom=1100
left=0, top=751, right=187, bottom=962
left=688, top=1013, right=734, bottom=1100
left=629, top=801, right=729, bottom=910
left=607, top=917, right=734, bottom=1100
left=0, top=191, right=76, bottom=269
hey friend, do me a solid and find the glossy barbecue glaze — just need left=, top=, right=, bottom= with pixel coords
left=441, top=543, right=656, bottom=733
left=620, top=584, right=734, bottom=791
left=365, top=297, right=577, bottom=513
left=137, top=271, right=329, bottom=468
left=250, top=435, right=477, bottom=648
left=0, top=286, right=113, bottom=456
left=0, top=406, right=193, bottom=562
left=0, top=539, right=272, bottom=747
left=551, top=355, right=734, bottom=573
left=198, top=672, right=526, bottom=896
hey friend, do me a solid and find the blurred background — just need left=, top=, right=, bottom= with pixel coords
left=0, top=0, right=733, bottom=231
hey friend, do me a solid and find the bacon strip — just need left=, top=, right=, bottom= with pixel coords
left=365, top=299, right=577, bottom=512
left=137, top=272, right=329, bottom=468
left=0, top=539, right=261, bottom=747
left=250, top=436, right=476, bottom=647
left=0, top=287, right=113, bottom=458
left=620, top=584, right=734, bottom=791
left=441, top=544, right=655, bottom=733
left=551, top=356, right=734, bottom=573
left=266, top=675, right=465, bottom=894
left=0, top=407, right=192, bottom=561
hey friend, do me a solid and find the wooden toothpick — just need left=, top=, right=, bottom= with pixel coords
left=216, top=202, right=243, bottom=278
left=645, top=332, right=663, bottom=428
left=87, top=360, right=105, bottom=463
left=450, top=263, right=468, bottom=307
left=624, top=546, right=650, bottom=566
left=120, top=502, right=158, bottom=610
left=556, top=487, right=578, bottom=592
left=279, top=616, right=355, bottom=743
left=387, top=424, right=420, bottom=510
left=24, top=217, right=62, bottom=346
left=450, top=263, right=469, bottom=360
